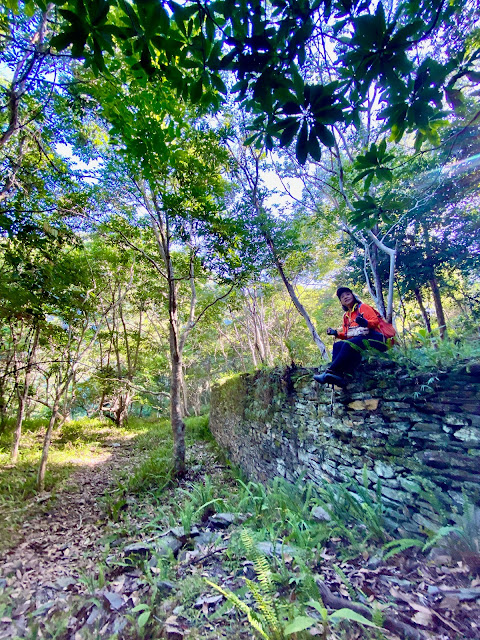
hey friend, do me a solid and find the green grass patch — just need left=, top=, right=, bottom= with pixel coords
left=185, top=413, right=212, bottom=442
left=0, top=415, right=166, bottom=551
left=116, top=413, right=213, bottom=496
left=119, top=418, right=173, bottom=495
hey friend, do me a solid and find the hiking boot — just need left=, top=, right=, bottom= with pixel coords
left=313, top=371, right=347, bottom=387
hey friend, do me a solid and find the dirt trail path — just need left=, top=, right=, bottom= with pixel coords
left=0, top=436, right=138, bottom=631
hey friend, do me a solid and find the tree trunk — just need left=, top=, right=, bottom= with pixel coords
left=366, top=231, right=396, bottom=323
left=180, top=365, right=188, bottom=417
left=0, top=391, right=9, bottom=434
left=369, top=240, right=386, bottom=317
left=414, top=287, right=432, bottom=333
left=170, top=346, right=186, bottom=478
left=266, top=239, right=328, bottom=360
left=12, top=392, right=27, bottom=464
left=12, top=324, right=40, bottom=463
left=428, top=275, right=447, bottom=339
left=246, top=330, right=258, bottom=368
left=422, top=224, right=446, bottom=338
left=98, top=390, right=106, bottom=415
left=257, top=296, right=273, bottom=366
left=37, top=401, right=59, bottom=492
left=237, top=149, right=328, bottom=361
left=115, top=391, right=132, bottom=428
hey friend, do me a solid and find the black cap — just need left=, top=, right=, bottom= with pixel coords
left=336, top=287, right=353, bottom=298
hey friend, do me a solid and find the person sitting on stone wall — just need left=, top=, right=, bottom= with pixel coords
left=314, top=287, right=389, bottom=387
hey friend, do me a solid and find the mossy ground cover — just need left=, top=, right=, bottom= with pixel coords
left=1, top=414, right=479, bottom=640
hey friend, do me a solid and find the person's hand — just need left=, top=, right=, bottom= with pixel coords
left=356, top=315, right=368, bottom=328
left=326, top=327, right=338, bottom=336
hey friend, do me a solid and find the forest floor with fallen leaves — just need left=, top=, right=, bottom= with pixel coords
left=1, top=416, right=479, bottom=640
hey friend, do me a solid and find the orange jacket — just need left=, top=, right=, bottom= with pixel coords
left=337, top=302, right=381, bottom=340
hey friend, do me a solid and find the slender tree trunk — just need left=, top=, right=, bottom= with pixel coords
left=257, top=296, right=273, bottom=366
left=237, top=148, right=328, bottom=360
left=245, top=289, right=273, bottom=366
left=115, top=391, right=132, bottom=428
left=0, top=380, right=11, bottom=433
left=265, top=237, right=328, bottom=360
left=258, top=229, right=328, bottom=359
left=413, top=287, right=432, bottom=333
left=12, top=324, right=40, bottom=463
left=170, top=344, right=186, bottom=478
left=253, top=319, right=267, bottom=364
left=366, top=230, right=396, bottom=323
left=98, top=390, right=106, bottom=415
left=246, top=329, right=259, bottom=368
left=37, top=399, right=60, bottom=492
left=180, top=365, right=188, bottom=417
left=369, top=241, right=386, bottom=317
left=421, top=223, right=446, bottom=338
left=0, top=4, right=53, bottom=150
left=428, top=275, right=447, bottom=339
left=12, top=392, right=28, bottom=464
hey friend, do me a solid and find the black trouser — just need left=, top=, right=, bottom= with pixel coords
left=330, top=331, right=387, bottom=375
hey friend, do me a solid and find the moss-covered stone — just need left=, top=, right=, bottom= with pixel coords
left=210, top=363, right=480, bottom=533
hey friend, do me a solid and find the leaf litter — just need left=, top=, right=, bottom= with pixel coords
left=0, top=434, right=479, bottom=640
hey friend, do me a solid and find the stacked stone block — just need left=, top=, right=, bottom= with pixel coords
left=209, top=362, right=480, bottom=533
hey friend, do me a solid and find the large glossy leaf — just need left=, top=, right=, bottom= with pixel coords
left=279, top=117, right=300, bottom=147
left=330, top=608, right=381, bottom=629
left=308, top=131, right=322, bottom=161
left=295, top=120, right=309, bottom=165
left=314, top=124, right=335, bottom=148
left=190, top=77, right=203, bottom=103
left=284, top=616, right=316, bottom=635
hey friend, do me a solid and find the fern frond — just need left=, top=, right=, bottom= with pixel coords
left=205, top=579, right=269, bottom=640
left=245, top=578, right=280, bottom=634
left=240, top=528, right=256, bottom=556
left=253, top=553, right=275, bottom=595
left=382, top=538, right=423, bottom=560
left=422, top=526, right=461, bottom=552
left=241, top=528, right=278, bottom=597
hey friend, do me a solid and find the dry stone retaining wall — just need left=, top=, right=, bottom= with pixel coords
left=209, top=362, right=480, bottom=533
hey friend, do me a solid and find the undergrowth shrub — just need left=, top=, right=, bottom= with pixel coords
left=392, top=329, right=480, bottom=373
left=185, top=413, right=212, bottom=442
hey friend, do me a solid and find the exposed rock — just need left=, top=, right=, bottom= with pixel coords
left=156, top=536, right=183, bottom=557
left=123, top=542, right=151, bottom=557
left=412, top=512, right=439, bottom=531
left=454, top=427, right=480, bottom=443
left=209, top=513, right=236, bottom=528
left=348, top=398, right=379, bottom=411
left=366, top=552, right=384, bottom=570
left=194, top=531, right=222, bottom=547
left=374, top=461, right=395, bottom=478
left=157, top=580, right=176, bottom=594
left=427, top=586, right=480, bottom=601
left=168, top=526, right=200, bottom=539
left=311, top=506, right=331, bottom=522
left=54, top=576, right=77, bottom=591
left=256, top=541, right=296, bottom=557
left=103, top=590, right=125, bottom=611
left=193, top=594, right=222, bottom=609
